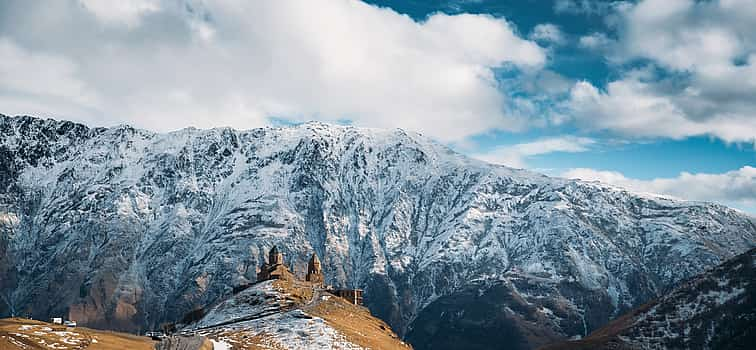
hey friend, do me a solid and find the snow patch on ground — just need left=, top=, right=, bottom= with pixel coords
left=210, top=339, right=231, bottom=350
left=186, top=282, right=365, bottom=350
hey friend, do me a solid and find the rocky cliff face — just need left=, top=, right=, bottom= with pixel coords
left=1, top=114, right=754, bottom=348
left=541, top=247, right=756, bottom=350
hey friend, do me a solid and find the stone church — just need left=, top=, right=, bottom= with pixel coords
left=256, top=245, right=295, bottom=281
left=306, top=253, right=324, bottom=287
left=256, top=245, right=362, bottom=305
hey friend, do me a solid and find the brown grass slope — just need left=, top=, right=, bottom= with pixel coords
left=0, top=317, right=156, bottom=349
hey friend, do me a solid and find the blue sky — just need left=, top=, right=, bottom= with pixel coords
left=0, top=0, right=754, bottom=213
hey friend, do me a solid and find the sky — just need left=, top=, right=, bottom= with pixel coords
left=0, top=0, right=754, bottom=214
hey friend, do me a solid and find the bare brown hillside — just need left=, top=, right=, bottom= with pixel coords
left=0, top=317, right=156, bottom=350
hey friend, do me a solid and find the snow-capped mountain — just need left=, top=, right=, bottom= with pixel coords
left=541, top=247, right=755, bottom=350
left=1, top=114, right=754, bottom=349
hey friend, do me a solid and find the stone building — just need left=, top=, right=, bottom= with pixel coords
left=255, top=246, right=363, bottom=305
left=330, top=289, right=364, bottom=305
left=305, top=253, right=324, bottom=287
left=256, top=246, right=294, bottom=282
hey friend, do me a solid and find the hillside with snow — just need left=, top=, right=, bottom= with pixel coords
left=542, top=247, right=756, bottom=350
left=176, top=279, right=409, bottom=350
left=1, top=114, right=754, bottom=349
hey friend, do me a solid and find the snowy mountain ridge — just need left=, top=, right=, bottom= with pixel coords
left=0, top=114, right=754, bottom=349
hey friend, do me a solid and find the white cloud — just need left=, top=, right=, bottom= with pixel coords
left=0, top=38, right=101, bottom=118
left=530, top=23, right=566, bottom=45
left=578, top=32, right=613, bottom=51
left=569, top=76, right=756, bottom=142
left=79, top=0, right=161, bottom=27
left=0, top=0, right=546, bottom=142
left=521, top=70, right=573, bottom=96
left=473, top=136, right=595, bottom=168
left=554, top=0, right=630, bottom=16
left=562, top=166, right=756, bottom=213
left=565, top=0, right=756, bottom=143
left=622, top=0, right=750, bottom=71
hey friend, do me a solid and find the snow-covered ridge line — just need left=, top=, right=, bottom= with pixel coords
left=0, top=113, right=739, bottom=208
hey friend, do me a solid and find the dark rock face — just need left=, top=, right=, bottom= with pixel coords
left=407, top=281, right=564, bottom=350
left=541, top=247, right=756, bottom=350
left=0, top=114, right=754, bottom=349
left=406, top=274, right=632, bottom=350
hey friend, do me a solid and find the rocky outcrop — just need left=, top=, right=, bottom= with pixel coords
left=156, top=336, right=212, bottom=350
left=1, top=114, right=754, bottom=348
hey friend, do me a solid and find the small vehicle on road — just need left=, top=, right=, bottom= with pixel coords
left=145, top=331, right=167, bottom=340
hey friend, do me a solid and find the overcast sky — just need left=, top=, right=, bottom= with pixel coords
left=1, top=0, right=754, bottom=213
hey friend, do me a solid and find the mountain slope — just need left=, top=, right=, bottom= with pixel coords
left=1, top=114, right=754, bottom=349
left=541, top=247, right=756, bottom=350
left=178, top=279, right=409, bottom=350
